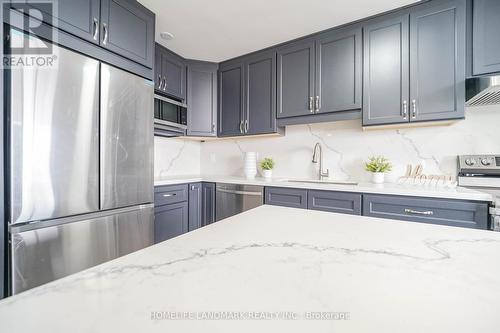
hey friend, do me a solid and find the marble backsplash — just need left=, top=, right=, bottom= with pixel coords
left=155, top=105, right=500, bottom=183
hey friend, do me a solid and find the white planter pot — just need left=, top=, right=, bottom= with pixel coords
left=263, top=169, right=273, bottom=179
left=371, top=172, right=385, bottom=184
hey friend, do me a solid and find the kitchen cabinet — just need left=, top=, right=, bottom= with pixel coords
left=308, top=190, right=362, bottom=215
left=218, top=60, right=244, bottom=136
left=264, top=187, right=308, bottom=209
left=187, top=61, right=218, bottom=137
left=202, top=182, right=216, bottom=226
left=155, top=44, right=187, bottom=100
left=472, top=0, right=500, bottom=75
left=244, top=50, right=277, bottom=135
left=277, top=39, right=315, bottom=118
left=100, top=0, right=155, bottom=69
left=363, top=0, right=466, bottom=126
left=25, top=0, right=101, bottom=44
left=363, top=194, right=489, bottom=229
left=154, top=202, right=188, bottom=243
left=188, top=183, right=202, bottom=231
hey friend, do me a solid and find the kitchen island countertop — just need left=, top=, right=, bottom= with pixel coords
left=1, top=205, right=500, bottom=332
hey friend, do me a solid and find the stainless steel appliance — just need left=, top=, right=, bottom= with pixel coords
left=457, top=154, right=500, bottom=231
left=154, top=94, right=187, bottom=137
left=216, top=183, right=264, bottom=221
left=466, top=75, right=500, bottom=106
left=6, top=29, right=154, bottom=294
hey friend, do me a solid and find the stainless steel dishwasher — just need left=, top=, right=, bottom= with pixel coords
left=216, top=183, right=264, bottom=221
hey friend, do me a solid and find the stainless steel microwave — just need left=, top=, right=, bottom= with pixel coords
left=154, top=94, right=187, bottom=136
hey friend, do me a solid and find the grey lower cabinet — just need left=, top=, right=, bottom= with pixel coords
left=472, top=0, right=500, bottom=75
left=188, top=183, right=202, bottom=231
left=155, top=44, right=186, bottom=100
left=264, top=187, right=308, bottom=209
left=363, top=0, right=466, bottom=126
left=218, top=60, right=244, bottom=136
left=363, top=194, right=489, bottom=229
left=187, top=61, right=218, bottom=137
left=154, top=184, right=189, bottom=243
left=308, top=190, right=362, bottom=215
left=201, top=182, right=216, bottom=226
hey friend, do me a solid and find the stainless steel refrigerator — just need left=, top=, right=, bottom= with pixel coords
left=7, top=29, right=154, bottom=294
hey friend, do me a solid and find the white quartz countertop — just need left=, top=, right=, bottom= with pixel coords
left=1, top=205, right=499, bottom=333
left=154, top=175, right=493, bottom=202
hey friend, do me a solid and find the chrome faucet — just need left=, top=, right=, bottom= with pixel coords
left=312, top=142, right=329, bottom=180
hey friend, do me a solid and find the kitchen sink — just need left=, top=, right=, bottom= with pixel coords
left=280, top=179, right=358, bottom=186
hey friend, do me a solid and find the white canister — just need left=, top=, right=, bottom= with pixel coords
left=244, top=152, right=257, bottom=179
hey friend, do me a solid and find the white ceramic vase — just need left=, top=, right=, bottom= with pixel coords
left=244, top=152, right=257, bottom=179
left=371, top=172, right=385, bottom=184
left=263, top=169, right=273, bottom=179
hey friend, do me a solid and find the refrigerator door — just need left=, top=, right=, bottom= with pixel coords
left=9, top=30, right=100, bottom=224
left=100, top=64, right=154, bottom=210
left=10, top=205, right=153, bottom=294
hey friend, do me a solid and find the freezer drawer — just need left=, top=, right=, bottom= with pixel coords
left=9, top=30, right=100, bottom=224
left=10, top=205, right=153, bottom=294
left=100, top=64, right=154, bottom=210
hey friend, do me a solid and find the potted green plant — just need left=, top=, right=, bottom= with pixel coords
left=365, top=156, right=393, bottom=184
left=259, top=157, right=275, bottom=179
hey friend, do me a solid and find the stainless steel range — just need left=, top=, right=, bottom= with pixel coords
left=458, top=155, right=500, bottom=231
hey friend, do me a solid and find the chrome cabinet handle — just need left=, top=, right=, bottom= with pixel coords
left=244, top=120, right=249, bottom=133
left=308, top=97, right=313, bottom=113
left=163, top=193, right=176, bottom=197
left=158, top=75, right=163, bottom=90
left=92, top=18, right=99, bottom=41
left=212, top=123, right=215, bottom=133
left=411, top=99, right=417, bottom=119
left=402, top=100, right=408, bottom=119
left=163, top=76, right=167, bottom=91
left=315, top=96, right=320, bottom=113
left=102, top=23, right=108, bottom=45
left=239, top=121, right=244, bottom=134
left=404, top=208, right=433, bottom=216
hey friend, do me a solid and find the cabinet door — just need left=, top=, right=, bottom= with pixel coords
left=26, top=0, right=101, bottom=44
left=409, top=0, right=466, bottom=122
left=308, top=190, right=362, bottom=215
left=315, top=26, right=362, bottom=114
left=187, top=61, right=217, bottom=136
left=264, top=187, right=308, bottom=209
left=161, top=50, right=186, bottom=100
left=277, top=40, right=315, bottom=118
left=154, top=202, right=188, bottom=243
left=202, top=182, right=216, bottom=227
left=219, top=61, right=244, bottom=136
left=188, top=183, right=202, bottom=231
left=244, top=50, right=277, bottom=135
left=363, top=14, right=410, bottom=126
left=473, top=0, right=500, bottom=75
left=100, top=0, right=155, bottom=68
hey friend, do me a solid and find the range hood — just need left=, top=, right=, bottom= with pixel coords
left=466, top=75, right=500, bottom=107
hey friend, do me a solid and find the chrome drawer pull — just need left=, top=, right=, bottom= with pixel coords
left=163, top=193, right=176, bottom=197
left=404, top=208, right=433, bottom=216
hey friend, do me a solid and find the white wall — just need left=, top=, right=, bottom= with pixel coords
left=155, top=106, right=500, bottom=182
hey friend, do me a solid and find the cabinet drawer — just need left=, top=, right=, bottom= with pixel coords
left=264, top=187, right=308, bottom=209
left=154, top=184, right=188, bottom=206
left=363, top=194, right=489, bottom=229
left=308, top=190, right=362, bottom=215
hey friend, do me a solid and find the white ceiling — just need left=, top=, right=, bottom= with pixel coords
left=138, top=0, right=420, bottom=62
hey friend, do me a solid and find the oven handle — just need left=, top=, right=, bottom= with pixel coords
left=216, top=188, right=262, bottom=196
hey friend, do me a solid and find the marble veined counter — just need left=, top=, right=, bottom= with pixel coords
left=1, top=205, right=499, bottom=332
left=154, top=175, right=493, bottom=202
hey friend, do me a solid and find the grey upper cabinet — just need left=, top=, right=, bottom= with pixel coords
left=187, top=61, right=218, bottom=136
left=472, top=0, right=500, bottom=75
left=100, top=0, right=155, bottom=68
left=363, top=13, right=410, bottom=126
left=277, top=39, right=315, bottom=118
left=315, top=26, right=362, bottom=114
left=218, top=60, right=244, bottom=136
left=244, top=50, right=277, bottom=135
left=26, top=0, right=101, bottom=44
left=188, top=183, right=202, bottom=231
left=409, top=0, right=466, bottom=122
left=155, top=44, right=187, bottom=100
left=201, top=182, right=216, bottom=227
